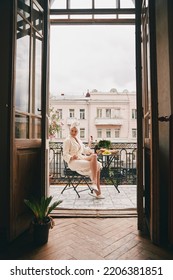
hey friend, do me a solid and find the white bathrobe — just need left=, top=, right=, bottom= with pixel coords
left=63, top=136, right=101, bottom=178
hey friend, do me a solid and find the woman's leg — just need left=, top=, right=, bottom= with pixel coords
left=96, top=169, right=101, bottom=195
left=84, top=154, right=102, bottom=195
left=84, top=154, right=98, bottom=184
left=69, top=156, right=102, bottom=196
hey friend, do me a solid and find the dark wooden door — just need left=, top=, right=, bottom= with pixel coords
left=137, top=0, right=160, bottom=243
left=141, top=0, right=152, bottom=234
left=10, top=0, right=49, bottom=241
left=169, top=115, right=173, bottom=244
left=135, top=0, right=144, bottom=233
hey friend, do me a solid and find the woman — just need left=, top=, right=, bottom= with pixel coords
left=63, top=122, right=104, bottom=199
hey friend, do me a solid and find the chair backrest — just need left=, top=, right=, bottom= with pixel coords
left=63, top=160, right=77, bottom=176
left=63, top=160, right=68, bottom=169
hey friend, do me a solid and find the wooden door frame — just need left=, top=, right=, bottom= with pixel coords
left=41, top=0, right=50, bottom=196
left=0, top=0, right=50, bottom=243
left=148, top=0, right=160, bottom=244
left=136, top=0, right=160, bottom=244
left=0, top=0, right=15, bottom=244
left=135, top=0, right=145, bottom=232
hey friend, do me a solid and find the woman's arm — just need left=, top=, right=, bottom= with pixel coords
left=81, top=141, right=93, bottom=155
left=63, top=138, right=73, bottom=163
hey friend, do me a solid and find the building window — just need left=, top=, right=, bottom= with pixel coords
left=80, top=128, right=85, bottom=139
left=115, top=129, right=120, bottom=138
left=132, top=109, right=137, bottom=119
left=57, top=109, right=62, bottom=119
left=106, top=108, right=111, bottom=118
left=106, top=129, right=111, bottom=138
left=69, top=109, right=75, bottom=118
left=80, top=109, right=85, bottom=119
left=97, top=129, right=102, bottom=138
left=132, top=129, right=137, bottom=138
left=97, top=108, right=102, bottom=118
left=114, top=108, right=120, bottom=118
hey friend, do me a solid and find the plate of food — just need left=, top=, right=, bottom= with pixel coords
left=102, top=150, right=112, bottom=155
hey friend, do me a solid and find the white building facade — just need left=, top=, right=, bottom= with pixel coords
left=50, top=89, right=137, bottom=143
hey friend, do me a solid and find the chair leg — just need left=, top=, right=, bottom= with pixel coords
left=62, top=176, right=81, bottom=197
left=62, top=174, right=92, bottom=197
left=74, top=176, right=93, bottom=195
left=72, top=178, right=83, bottom=198
left=73, top=184, right=80, bottom=198
left=61, top=182, right=70, bottom=194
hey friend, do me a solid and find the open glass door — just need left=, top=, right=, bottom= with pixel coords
left=136, top=0, right=152, bottom=234
left=136, top=0, right=145, bottom=232
left=11, top=0, right=49, bottom=241
left=141, top=0, right=152, bottom=233
left=136, top=0, right=160, bottom=243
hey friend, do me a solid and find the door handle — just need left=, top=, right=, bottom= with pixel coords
left=158, top=116, right=170, bottom=122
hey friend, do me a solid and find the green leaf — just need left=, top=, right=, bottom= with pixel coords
left=24, top=196, right=63, bottom=223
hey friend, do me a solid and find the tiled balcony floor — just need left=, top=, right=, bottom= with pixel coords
left=49, top=184, right=136, bottom=210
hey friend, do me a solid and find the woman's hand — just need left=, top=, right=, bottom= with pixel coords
left=71, top=155, right=78, bottom=160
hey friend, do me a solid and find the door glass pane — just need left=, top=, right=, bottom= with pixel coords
left=32, top=3, right=43, bottom=35
left=18, top=0, right=30, bottom=19
left=121, top=0, right=135, bottom=8
left=15, top=115, right=29, bottom=138
left=31, top=117, right=41, bottom=138
left=15, top=15, right=30, bottom=112
left=70, top=0, right=92, bottom=8
left=51, top=0, right=66, bottom=9
left=33, top=32, right=42, bottom=115
left=95, top=0, right=116, bottom=8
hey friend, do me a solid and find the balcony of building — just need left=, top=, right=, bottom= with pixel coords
left=49, top=141, right=137, bottom=214
left=95, top=118, right=123, bottom=125
left=66, top=117, right=78, bottom=125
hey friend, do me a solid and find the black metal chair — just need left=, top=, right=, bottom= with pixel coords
left=61, top=161, right=93, bottom=198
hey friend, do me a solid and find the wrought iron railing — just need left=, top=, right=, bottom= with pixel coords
left=49, top=142, right=137, bottom=185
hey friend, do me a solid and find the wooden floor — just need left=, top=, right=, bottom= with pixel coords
left=1, top=217, right=173, bottom=260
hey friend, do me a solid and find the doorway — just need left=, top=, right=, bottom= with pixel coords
left=48, top=0, right=138, bottom=216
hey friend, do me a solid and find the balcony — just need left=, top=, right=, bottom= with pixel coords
left=66, top=117, right=78, bottom=125
left=95, top=118, right=123, bottom=125
left=49, top=141, right=137, bottom=211
left=49, top=141, right=137, bottom=186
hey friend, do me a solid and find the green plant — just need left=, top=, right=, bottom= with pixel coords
left=24, top=196, right=63, bottom=228
left=98, top=140, right=111, bottom=149
left=49, top=106, right=61, bottom=138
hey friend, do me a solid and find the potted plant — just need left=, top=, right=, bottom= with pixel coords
left=98, top=140, right=111, bottom=149
left=24, top=196, right=63, bottom=245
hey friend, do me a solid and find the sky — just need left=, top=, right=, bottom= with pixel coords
left=50, top=10, right=136, bottom=96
